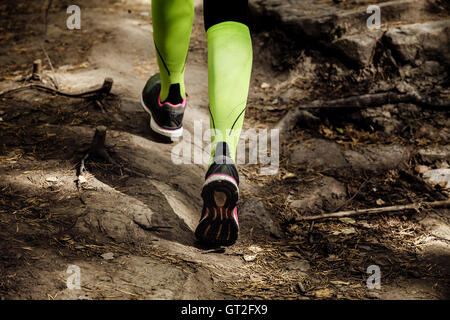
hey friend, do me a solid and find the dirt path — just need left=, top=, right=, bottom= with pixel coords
left=0, top=0, right=449, bottom=300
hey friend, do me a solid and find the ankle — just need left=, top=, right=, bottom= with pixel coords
left=161, top=83, right=184, bottom=105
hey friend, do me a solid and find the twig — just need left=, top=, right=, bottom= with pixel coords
left=296, top=199, right=450, bottom=221
left=40, top=42, right=60, bottom=89
left=276, top=91, right=450, bottom=133
left=0, top=78, right=114, bottom=98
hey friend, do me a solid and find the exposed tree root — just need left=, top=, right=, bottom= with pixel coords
left=0, top=77, right=114, bottom=99
left=276, top=91, right=450, bottom=133
left=77, top=125, right=147, bottom=186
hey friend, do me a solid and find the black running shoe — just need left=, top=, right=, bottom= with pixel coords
left=195, top=142, right=239, bottom=246
left=141, top=73, right=186, bottom=138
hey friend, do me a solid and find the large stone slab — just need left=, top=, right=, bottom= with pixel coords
left=290, top=138, right=411, bottom=172
left=384, top=20, right=450, bottom=65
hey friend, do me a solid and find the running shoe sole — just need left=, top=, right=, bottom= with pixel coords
left=195, top=174, right=239, bottom=246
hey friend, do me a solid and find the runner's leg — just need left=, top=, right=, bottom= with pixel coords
left=152, top=0, right=194, bottom=103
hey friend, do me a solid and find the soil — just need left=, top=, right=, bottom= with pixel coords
left=0, top=0, right=449, bottom=300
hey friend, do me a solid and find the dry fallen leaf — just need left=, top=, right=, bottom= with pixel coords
left=282, top=172, right=296, bottom=180
left=332, top=228, right=356, bottom=235
left=415, top=165, right=430, bottom=174
left=339, top=217, right=356, bottom=224
left=313, top=288, right=334, bottom=298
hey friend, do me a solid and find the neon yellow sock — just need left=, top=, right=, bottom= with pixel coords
left=207, top=21, right=253, bottom=162
left=151, top=0, right=194, bottom=101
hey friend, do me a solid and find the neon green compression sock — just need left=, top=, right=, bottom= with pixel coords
left=151, top=0, right=194, bottom=101
left=207, top=21, right=253, bottom=162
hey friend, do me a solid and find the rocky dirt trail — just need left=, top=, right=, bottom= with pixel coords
left=0, top=0, right=449, bottom=300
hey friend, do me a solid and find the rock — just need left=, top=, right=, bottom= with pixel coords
left=422, top=169, right=450, bottom=189
left=250, top=0, right=439, bottom=68
left=418, top=146, right=450, bottom=164
left=343, top=145, right=410, bottom=172
left=251, top=0, right=435, bottom=39
left=77, top=175, right=87, bottom=184
left=290, top=139, right=348, bottom=170
left=243, top=254, right=257, bottom=262
left=384, top=20, right=450, bottom=66
left=359, top=105, right=403, bottom=135
left=332, top=30, right=383, bottom=67
left=291, top=139, right=409, bottom=173
left=290, top=176, right=347, bottom=213
left=421, top=60, right=444, bottom=76
left=239, top=199, right=282, bottom=239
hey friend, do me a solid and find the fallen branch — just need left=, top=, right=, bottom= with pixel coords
left=276, top=91, right=450, bottom=133
left=295, top=199, right=450, bottom=221
left=0, top=77, right=113, bottom=99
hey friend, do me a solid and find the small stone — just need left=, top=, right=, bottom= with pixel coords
left=243, top=254, right=257, bottom=262
left=423, top=169, right=450, bottom=189
left=101, top=252, right=114, bottom=260
left=78, top=175, right=87, bottom=184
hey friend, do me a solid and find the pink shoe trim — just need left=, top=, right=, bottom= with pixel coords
left=158, top=92, right=186, bottom=108
left=233, top=207, right=239, bottom=225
